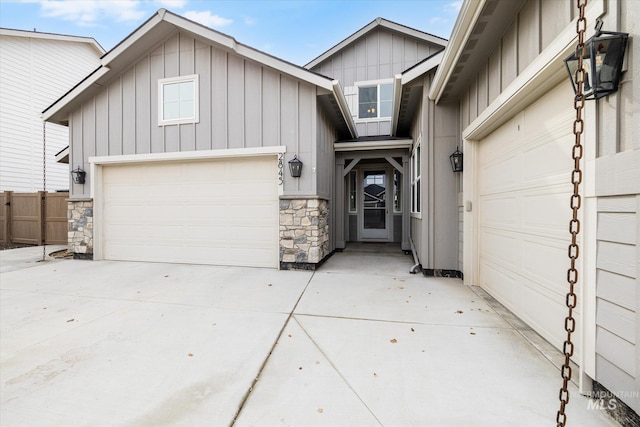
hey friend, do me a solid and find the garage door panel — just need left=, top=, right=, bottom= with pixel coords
left=101, top=157, right=278, bottom=268
left=522, top=134, right=572, bottom=183
left=480, top=229, right=521, bottom=271
left=521, top=187, right=569, bottom=233
left=478, top=83, right=580, bottom=355
left=522, top=238, right=573, bottom=295
left=480, top=259, right=519, bottom=313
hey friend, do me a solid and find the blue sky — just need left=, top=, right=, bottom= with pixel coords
left=0, top=0, right=461, bottom=65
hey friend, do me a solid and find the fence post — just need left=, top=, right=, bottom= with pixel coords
left=1, top=191, right=11, bottom=244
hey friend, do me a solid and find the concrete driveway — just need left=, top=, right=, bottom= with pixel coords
left=0, top=246, right=617, bottom=426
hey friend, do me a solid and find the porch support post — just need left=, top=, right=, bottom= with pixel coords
left=402, top=154, right=410, bottom=251
left=335, top=158, right=346, bottom=249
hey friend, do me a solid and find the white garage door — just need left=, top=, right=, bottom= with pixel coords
left=101, top=156, right=278, bottom=268
left=478, top=83, right=581, bottom=355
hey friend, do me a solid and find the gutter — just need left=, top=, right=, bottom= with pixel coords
left=428, top=0, right=486, bottom=103
left=332, top=80, right=358, bottom=139
left=390, top=74, right=403, bottom=136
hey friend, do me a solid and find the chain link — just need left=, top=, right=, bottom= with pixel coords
left=42, top=121, right=47, bottom=261
left=557, top=0, right=587, bottom=425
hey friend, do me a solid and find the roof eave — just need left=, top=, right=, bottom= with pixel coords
left=428, top=0, right=486, bottom=103
left=332, top=81, right=358, bottom=139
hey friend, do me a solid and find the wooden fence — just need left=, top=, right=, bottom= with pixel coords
left=0, top=191, right=68, bottom=245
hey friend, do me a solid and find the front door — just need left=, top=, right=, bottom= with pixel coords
left=360, top=168, right=390, bottom=240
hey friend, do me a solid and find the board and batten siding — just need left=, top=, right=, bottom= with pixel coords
left=0, top=34, right=101, bottom=191
left=310, top=27, right=441, bottom=138
left=69, top=31, right=329, bottom=199
left=595, top=196, right=639, bottom=413
left=460, top=0, right=573, bottom=129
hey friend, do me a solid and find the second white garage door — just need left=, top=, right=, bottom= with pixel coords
left=101, top=156, right=279, bottom=268
left=477, top=83, right=581, bottom=356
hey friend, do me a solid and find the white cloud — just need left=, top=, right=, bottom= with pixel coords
left=154, top=0, right=187, bottom=8
left=447, top=1, right=463, bottom=12
left=39, top=0, right=146, bottom=26
left=183, top=10, right=232, bottom=28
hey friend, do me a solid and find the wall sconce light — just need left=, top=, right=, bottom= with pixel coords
left=289, top=155, right=303, bottom=178
left=71, top=166, right=86, bottom=184
left=450, top=147, right=463, bottom=173
left=564, top=20, right=629, bottom=100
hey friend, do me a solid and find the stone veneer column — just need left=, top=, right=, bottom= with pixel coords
left=68, top=199, right=93, bottom=259
left=279, top=198, right=329, bottom=269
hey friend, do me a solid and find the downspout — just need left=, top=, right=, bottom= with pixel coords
left=409, top=234, right=422, bottom=274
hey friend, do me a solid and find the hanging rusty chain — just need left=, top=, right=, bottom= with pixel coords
left=557, top=0, right=587, bottom=425
left=42, top=121, right=47, bottom=261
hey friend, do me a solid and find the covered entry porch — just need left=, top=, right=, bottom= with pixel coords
left=333, top=137, right=412, bottom=252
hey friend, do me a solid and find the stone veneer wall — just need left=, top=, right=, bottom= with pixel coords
left=68, top=199, right=93, bottom=259
left=279, top=198, right=329, bottom=268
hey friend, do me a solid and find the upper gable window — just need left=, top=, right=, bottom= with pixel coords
left=158, top=74, right=199, bottom=126
left=358, top=82, right=393, bottom=119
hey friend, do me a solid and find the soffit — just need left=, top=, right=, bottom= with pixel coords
left=436, top=0, right=526, bottom=102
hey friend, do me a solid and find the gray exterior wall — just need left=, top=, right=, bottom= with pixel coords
left=68, top=31, right=334, bottom=199
left=459, top=0, right=572, bottom=129
left=453, top=0, right=639, bottom=415
left=591, top=0, right=639, bottom=414
left=310, top=27, right=443, bottom=138
left=409, top=74, right=459, bottom=271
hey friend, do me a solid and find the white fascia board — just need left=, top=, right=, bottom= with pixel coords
left=305, top=20, right=379, bottom=68
left=55, top=146, right=69, bottom=164
left=334, top=139, right=412, bottom=152
left=89, top=146, right=286, bottom=165
left=0, top=28, right=105, bottom=55
left=380, top=20, right=447, bottom=47
left=463, top=0, right=605, bottom=141
left=402, top=51, right=444, bottom=85
left=42, top=66, right=111, bottom=122
left=391, top=74, right=403, bottom=136
left=163, top=11, right=333, bottom=90
left=429, top=0, right=486, bottom=103
left=101, top=11, right=166, bottom=66
left=332, top=80, right=358, bottom=139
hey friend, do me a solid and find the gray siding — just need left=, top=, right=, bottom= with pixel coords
left=310, top=28, right=440, bottom=87
left=311, top=27, right=442, bottom=138
left=459, top=0, right=572, bottom=129
left=595, top=196, right=639, bottom=413
left=408, top=75, right=459, bottom=271
left=69, top=31, right=329, bottom=199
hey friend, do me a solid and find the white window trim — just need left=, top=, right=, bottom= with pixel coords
left=158, top=74, right=199, bottom=126
left=354, top=78, right=393, bottom=122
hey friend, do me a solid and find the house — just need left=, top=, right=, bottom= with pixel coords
left=43, top=1, right=638, bottom=421
left=42, top=11, right=450, bottom=268
left=427, top=0, right=639, bottom=420
left=0, top=28, right=104, bottom=192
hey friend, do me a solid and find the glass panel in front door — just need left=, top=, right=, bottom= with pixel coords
left=362, top=170, right=387, bottom=239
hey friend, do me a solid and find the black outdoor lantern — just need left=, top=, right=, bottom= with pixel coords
left=289, top=155, right=303, bottom=178
left=71, top=166, right=86, bottom=184
left=564, top=21, right=629, bottom=100
left=450, top=147, right=463, bottom=173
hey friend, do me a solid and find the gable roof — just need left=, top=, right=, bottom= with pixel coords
left=42, top=9, right=356, bottom=138
left=305, top=17, right=447, bottom=69
left=0, top=27, right=105, bottom=56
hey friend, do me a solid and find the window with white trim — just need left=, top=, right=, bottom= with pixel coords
left=158, top=74, right=199, bottom=125
left=349, top=171, right=357, bottom=213
left=411, top=142, right=421, bottom=215
left=357, top=82, right=393, bottom=119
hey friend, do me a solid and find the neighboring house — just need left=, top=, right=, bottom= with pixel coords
left=0, top=28, right=104, bottom=192
left=43, top=2, right=638, bottom=420
left=428, top=0, right=638, bottom=419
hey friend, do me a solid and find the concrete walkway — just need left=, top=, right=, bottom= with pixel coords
left=0, top=246, right=617, bottom=426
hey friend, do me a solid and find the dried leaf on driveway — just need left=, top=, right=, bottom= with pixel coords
left=390, top=338, right=397, bottom=343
